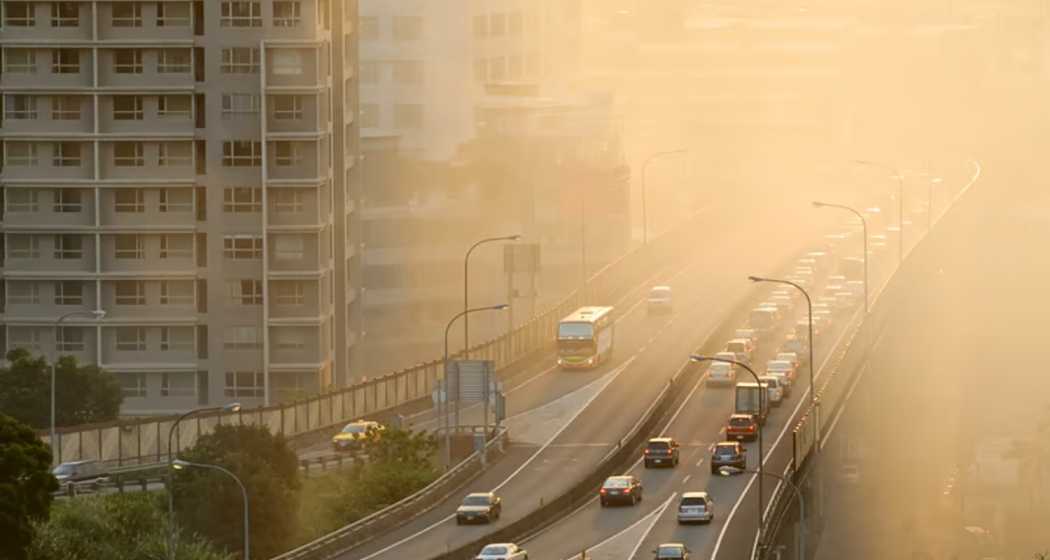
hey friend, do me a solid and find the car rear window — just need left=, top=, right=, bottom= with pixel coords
left=681, top=496, right=707, bottom=506
left=603, top=478, right=630, bottom=488
left=463, top=495, right=490, bottom=506
left=647, top=441, right=670, bottom=450
left=715, top=444, right=737, bottom=454
left=481, top=546, right=508, bottom=555
left=730, top=417, right=752, bottom=427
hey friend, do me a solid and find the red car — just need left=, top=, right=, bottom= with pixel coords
left=726, top=414, right=759, bottom=442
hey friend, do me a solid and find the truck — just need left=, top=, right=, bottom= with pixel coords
left=735, top=382, right=768, bottom=425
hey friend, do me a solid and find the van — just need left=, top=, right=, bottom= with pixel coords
left=725, top=338, right=754, bottom=362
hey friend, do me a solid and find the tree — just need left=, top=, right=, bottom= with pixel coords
left=0, top=413, right=58, bottom=560
left=29, top=492, right=229, bottom=560
left=174, top=424, right=301, bottom=559
left=0, top=349, right=123, bottom=429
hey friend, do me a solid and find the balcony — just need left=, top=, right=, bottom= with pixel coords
left=6, top=324, right=99, bottom=364
left=99, top=187, right=196, bottom=228
left=0, top=48, right=94, bottom=90
left=268, top=279, right=322, bottom=320
left=99, top=233, right=195, bottom=274
left=96, top=2, right=194, bottom=42
left=97, top=48, right=194, bottom=90
left=98, top=141, right=195, bottom=183
left=0, top=95, right=94, bottom=135
left=101, top=325, right=196, bottom=366
left=98, top=94, right=195, bottom=135
left=269, top=325, right=326, bottom=366
left=0, top=3, right=94, bottom=43
left=100, top=279, right=196, bottom=321
left=4, top=188, right=95, bottom=229
left=4, top=234, right=96, bottom=274
left=266, top=93, right=325, bottom=135
left=1, top=141, right=95, bottom=183
left=267, top=186, right=327, bottom=229
left=268, top=232, right=324, bottom=273
left=4, top=280, right=98, bottom=319
left=265, top=47, right=321, bottom=89
left=266, top=139, right=327, bottom=183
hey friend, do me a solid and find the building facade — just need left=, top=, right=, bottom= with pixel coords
left=0, top=0, right=360, bottom=415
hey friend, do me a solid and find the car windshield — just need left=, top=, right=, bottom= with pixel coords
left=727, top=342, right=744, bottom=352
left=558, top=322, right=594, bottom=339
left=342, top=424, right=368, bottom=433
left=481, top=546, right=508, bottom=555
left=604, top=478, right=630, bottom=488
left=463, top=495, right=490, bottom=506
left=657, top=546, right=685, bottom=558
left=710, top=363, right=730, bottom=372
left=768, top=361, right=791, bottom=370
left=681, top=497, right=706, bottom=507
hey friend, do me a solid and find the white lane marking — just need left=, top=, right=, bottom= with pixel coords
left=682, top=475, right=692, bottom=485
left=627, top=492, right=679, bottom=560
left=696, top=459, right=704, bottom=468
left=548, top=443, right=613, bottom=448
left=561, top=492, right=679, bottom=560
left=357, top=358, right=635, bottom=560
left=507, top=364, right=559, bottom=394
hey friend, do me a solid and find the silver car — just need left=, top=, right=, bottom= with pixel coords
left=676, top=492, right=714, bottom=524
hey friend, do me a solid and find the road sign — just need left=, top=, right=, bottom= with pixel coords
left=445, top=360, right=494, bottom=403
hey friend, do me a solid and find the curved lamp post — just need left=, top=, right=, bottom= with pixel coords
left=748, top=275, right=817, bottom=411
left=443, top=304, right=509, bottom=467
left=811, top=202, right=869, bottom=314
left=172, top=459, right=250, bottom=560
left=463, top=235, right=520, bottom=358
left=641, top=149, right=687, bottom=245
left=167, top=402, right=241, bottom=560
left=691, top=354, right=765, bottom=522
left=50, top=309, right=107, bottom=461
left=719, top=466, right=806, bottom=560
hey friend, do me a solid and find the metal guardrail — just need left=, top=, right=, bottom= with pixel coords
left=273, top=426, right=509, bottom=560
left=41, top=208, right=707, bottom=469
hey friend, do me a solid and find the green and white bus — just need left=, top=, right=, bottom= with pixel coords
left=557, top=306, right=615, bottom=369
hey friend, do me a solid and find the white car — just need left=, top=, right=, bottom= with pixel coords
left=734, top=328, right=758, bottom=346
left=677, top=492, right=714, bottom=524
left=706, top=362, right=735, bottom=386
left=475, top=543, right=528, bottom=560
left=776, top=352, right=800, bottom=370
left=767, top=360, right=797, bottom=387
left=647, top=286, right=673, bottom=314
left=759, top=376, right=784, bottom=406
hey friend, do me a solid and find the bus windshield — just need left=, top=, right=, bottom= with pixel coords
left=558, top=322, right=594, bottom=339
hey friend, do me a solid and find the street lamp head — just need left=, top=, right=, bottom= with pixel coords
left=506, top=234, right=522, bottom=241
left=689, top=355, right=708, bottom=364
left=747, top=275, right=763, bottom=283
left=222, top=402, right=242, bottom=413
left=811, top=201, right=825, bottom=208
left=492, top=304, right=510, bottom=311
left=172, top=458, right=190, bottom=470
left=91, top=310, right=107, bottom=319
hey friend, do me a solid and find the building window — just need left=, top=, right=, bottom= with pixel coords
left=115, top=280, right=146, bottom=305
left=119, top=373, right=147, bottom=398
left=473, top=59, right=487, bottom=83
left=56, top=327, right=85, bottom=352
left=113, top=49, right=143, bottom=74
left=6, top=143, right=38, bottom=166
left=158, top=49, right=191, bottom=73
left=116, top=327, right=147, bottom=352
left=55, top=281, right=83, bottom=305
left=10, top=328, right=42, bottom=352
left=8, top=235, right=40, bottom=258
left=220, top=1, right=261, bottom=27
left=160, top=281, right=194, bottom=305
left=272, top=234, right=304, bottom=260
left=274, top=281, right=305, bottom=305
left=393, top=15, right=422, bottom=41
left=7, top=189, right=39, bottom=212
left=359, top=16, right=378, bottom=40
left=157, top=2, right=190, bottom=26
left=223, top=326, right=261, bottom=350
left=359, top=61, right=378, bottom=84
left=161, top=372, right=196, bottom=397
left=51, top=48, right=80, bottom=74
left=222, top=141, right=262, bottom=167
left=488, top=57, right=505, bottom=81
left=272, top=50, right=303, bottom=76
left=112, top=3, right=142, bottom=27
left=221, top=47, right=260, bottom=73
left=274, top=330, right=305, bottom=350
left=223, top=187, right=261, bottom=213
left=5, top=95, right=37, bottom=120
left=158, top=95, right=192, bottom=118
left=113, top=95, right=144, bottom=120
left=50, top=95, right=80, bottom=120
left=221, top=93, right=260, bottom=116
left=273, top=142, right=302, bottom=167
left=114, top=142, right=145, bottom=167
left=224, top=371, right=264, bottom=398
left=54, top=188, right=82, bottom=213
left=489, top=12, right=506, bottom=36
left=4, top=2, right=34, bottom=26
left=50, top=2, right=78, bottom=27
left=159, top=188, right=192, bottom=212
left=158, top=142, right=192, bottom=166
left=4, top=49, right=36, bottom=73
left=159, top=235, right=192, bottom=259
left=272, top=95, right=303, bottom=120
left=271, top=189, right=304, bottom=213
left=114, top=235, right=145, bottom=259
left=394, top=104, right=423, bottom=129
left=393, top=60, right=423, bottom=85
left=473, top=14, right=486, bottom=38
left=223, top=236, right=263, bottom=259
left=53, top=142, right=81, bottom=167
left=8, top=282, right=40, bottom=304
left=54, top=234, right=82, bottom=259
left=114, top=189, right=145, bottom=212
left=359, top=104, right=379, bottom=128
left=509, top=11, right=523, bottom=34
left=227, top=279, right=262, bottom=305
left=273, top=1, right=300, bottom=27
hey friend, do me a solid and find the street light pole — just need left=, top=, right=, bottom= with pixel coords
left=463, top=235, right=520, bottom=358
left=641, top=149, right=687, bottom=245
left=853, top=159, right=903, bottom=265
left=690, top=355, right=765, bottom=523
left=443, top=304, right=508, bottom=468
left=50, top=309, right=106, bottom=462
left=172, top=459, right=250, bottom=560
left=718, top=466, right=806, bottom=560
left=748, top=277, right=817, bottom=412
left=167, top=403, right=240, bottom=560
left=812, top=202, right=869, bottom=314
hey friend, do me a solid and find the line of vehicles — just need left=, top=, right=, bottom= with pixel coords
left=463, top=220, right=886, bottom=560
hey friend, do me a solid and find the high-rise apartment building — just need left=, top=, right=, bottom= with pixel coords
left=0, top=0, right=360, bottom=415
